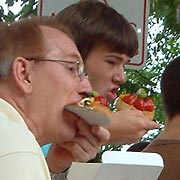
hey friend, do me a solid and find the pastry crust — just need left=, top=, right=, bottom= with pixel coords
left=116, top=98, right=136, bottom=111
left=90, top=103, right=112, bottom=118
left=143, top=111, right=154, bottom=121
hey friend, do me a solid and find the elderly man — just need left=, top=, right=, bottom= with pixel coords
left=0, top=18, right=110, bottom=180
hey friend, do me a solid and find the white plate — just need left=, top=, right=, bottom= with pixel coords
left=65, top=105, right=111, bottom=126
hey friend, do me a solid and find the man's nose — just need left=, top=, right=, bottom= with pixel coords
left=78, top=76, right=92, bottom=95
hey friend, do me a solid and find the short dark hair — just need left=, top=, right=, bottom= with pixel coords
left=161, top=56, right=180, bottom=119
left=55, top=0, right=138, bottom=61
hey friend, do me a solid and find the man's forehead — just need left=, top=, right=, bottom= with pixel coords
left=40, top=25, right=82, bottom=61
left=39, top=25, right=68, bottom=41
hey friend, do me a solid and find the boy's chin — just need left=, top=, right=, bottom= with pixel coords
left=107, top=92, right=117, bottom=102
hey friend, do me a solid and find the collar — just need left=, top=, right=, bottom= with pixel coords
left=0, top=98, right=28, bottom=128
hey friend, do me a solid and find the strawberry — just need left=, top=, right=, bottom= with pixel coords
left=133, top=98, right=146, bottom=111
left=123, top=94, right=137, bottom=105
left=94, top=96, right=109, bottom=107
left=144, top=98, right=155, bottom=112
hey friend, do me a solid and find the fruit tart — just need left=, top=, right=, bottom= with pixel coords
left=116, top=88, right=155, bottom=120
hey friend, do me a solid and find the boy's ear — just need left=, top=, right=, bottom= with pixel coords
left=12, top=57, right=32, bottom=93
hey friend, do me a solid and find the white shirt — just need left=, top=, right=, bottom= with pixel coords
left=0, top=98, right=51, bottom=180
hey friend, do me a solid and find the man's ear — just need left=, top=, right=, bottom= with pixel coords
left=12, top=57, right=33, bottom=93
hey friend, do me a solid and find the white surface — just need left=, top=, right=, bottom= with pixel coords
left=68, top=163, right=101, bottom=180
left=67, top=151, right=164, bottom=180
left=102, top=151, right=164, bottom=166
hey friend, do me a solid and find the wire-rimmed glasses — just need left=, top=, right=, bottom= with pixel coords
left=25, top=57, right=86, bottom=80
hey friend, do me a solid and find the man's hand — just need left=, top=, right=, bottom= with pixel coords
left=46, top=119, right=110, bottom=173
left=107, top=109, right=159, bottom=145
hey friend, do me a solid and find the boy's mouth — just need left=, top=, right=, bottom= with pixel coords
left=107, top=88, right=118, bottom=101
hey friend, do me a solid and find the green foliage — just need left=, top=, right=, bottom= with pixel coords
left=0, top=0, right=38, bottom=22
left=150, top=0, right=180, bottom=34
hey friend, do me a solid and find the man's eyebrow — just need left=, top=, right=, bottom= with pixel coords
left=67, top=52, right=81, bottom=61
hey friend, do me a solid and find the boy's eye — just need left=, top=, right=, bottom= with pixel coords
left=123, top=59, right=131, bottom=67
left=106, top=60, right=116, bottom=65
left=126, top=59, right=131, bottom=64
